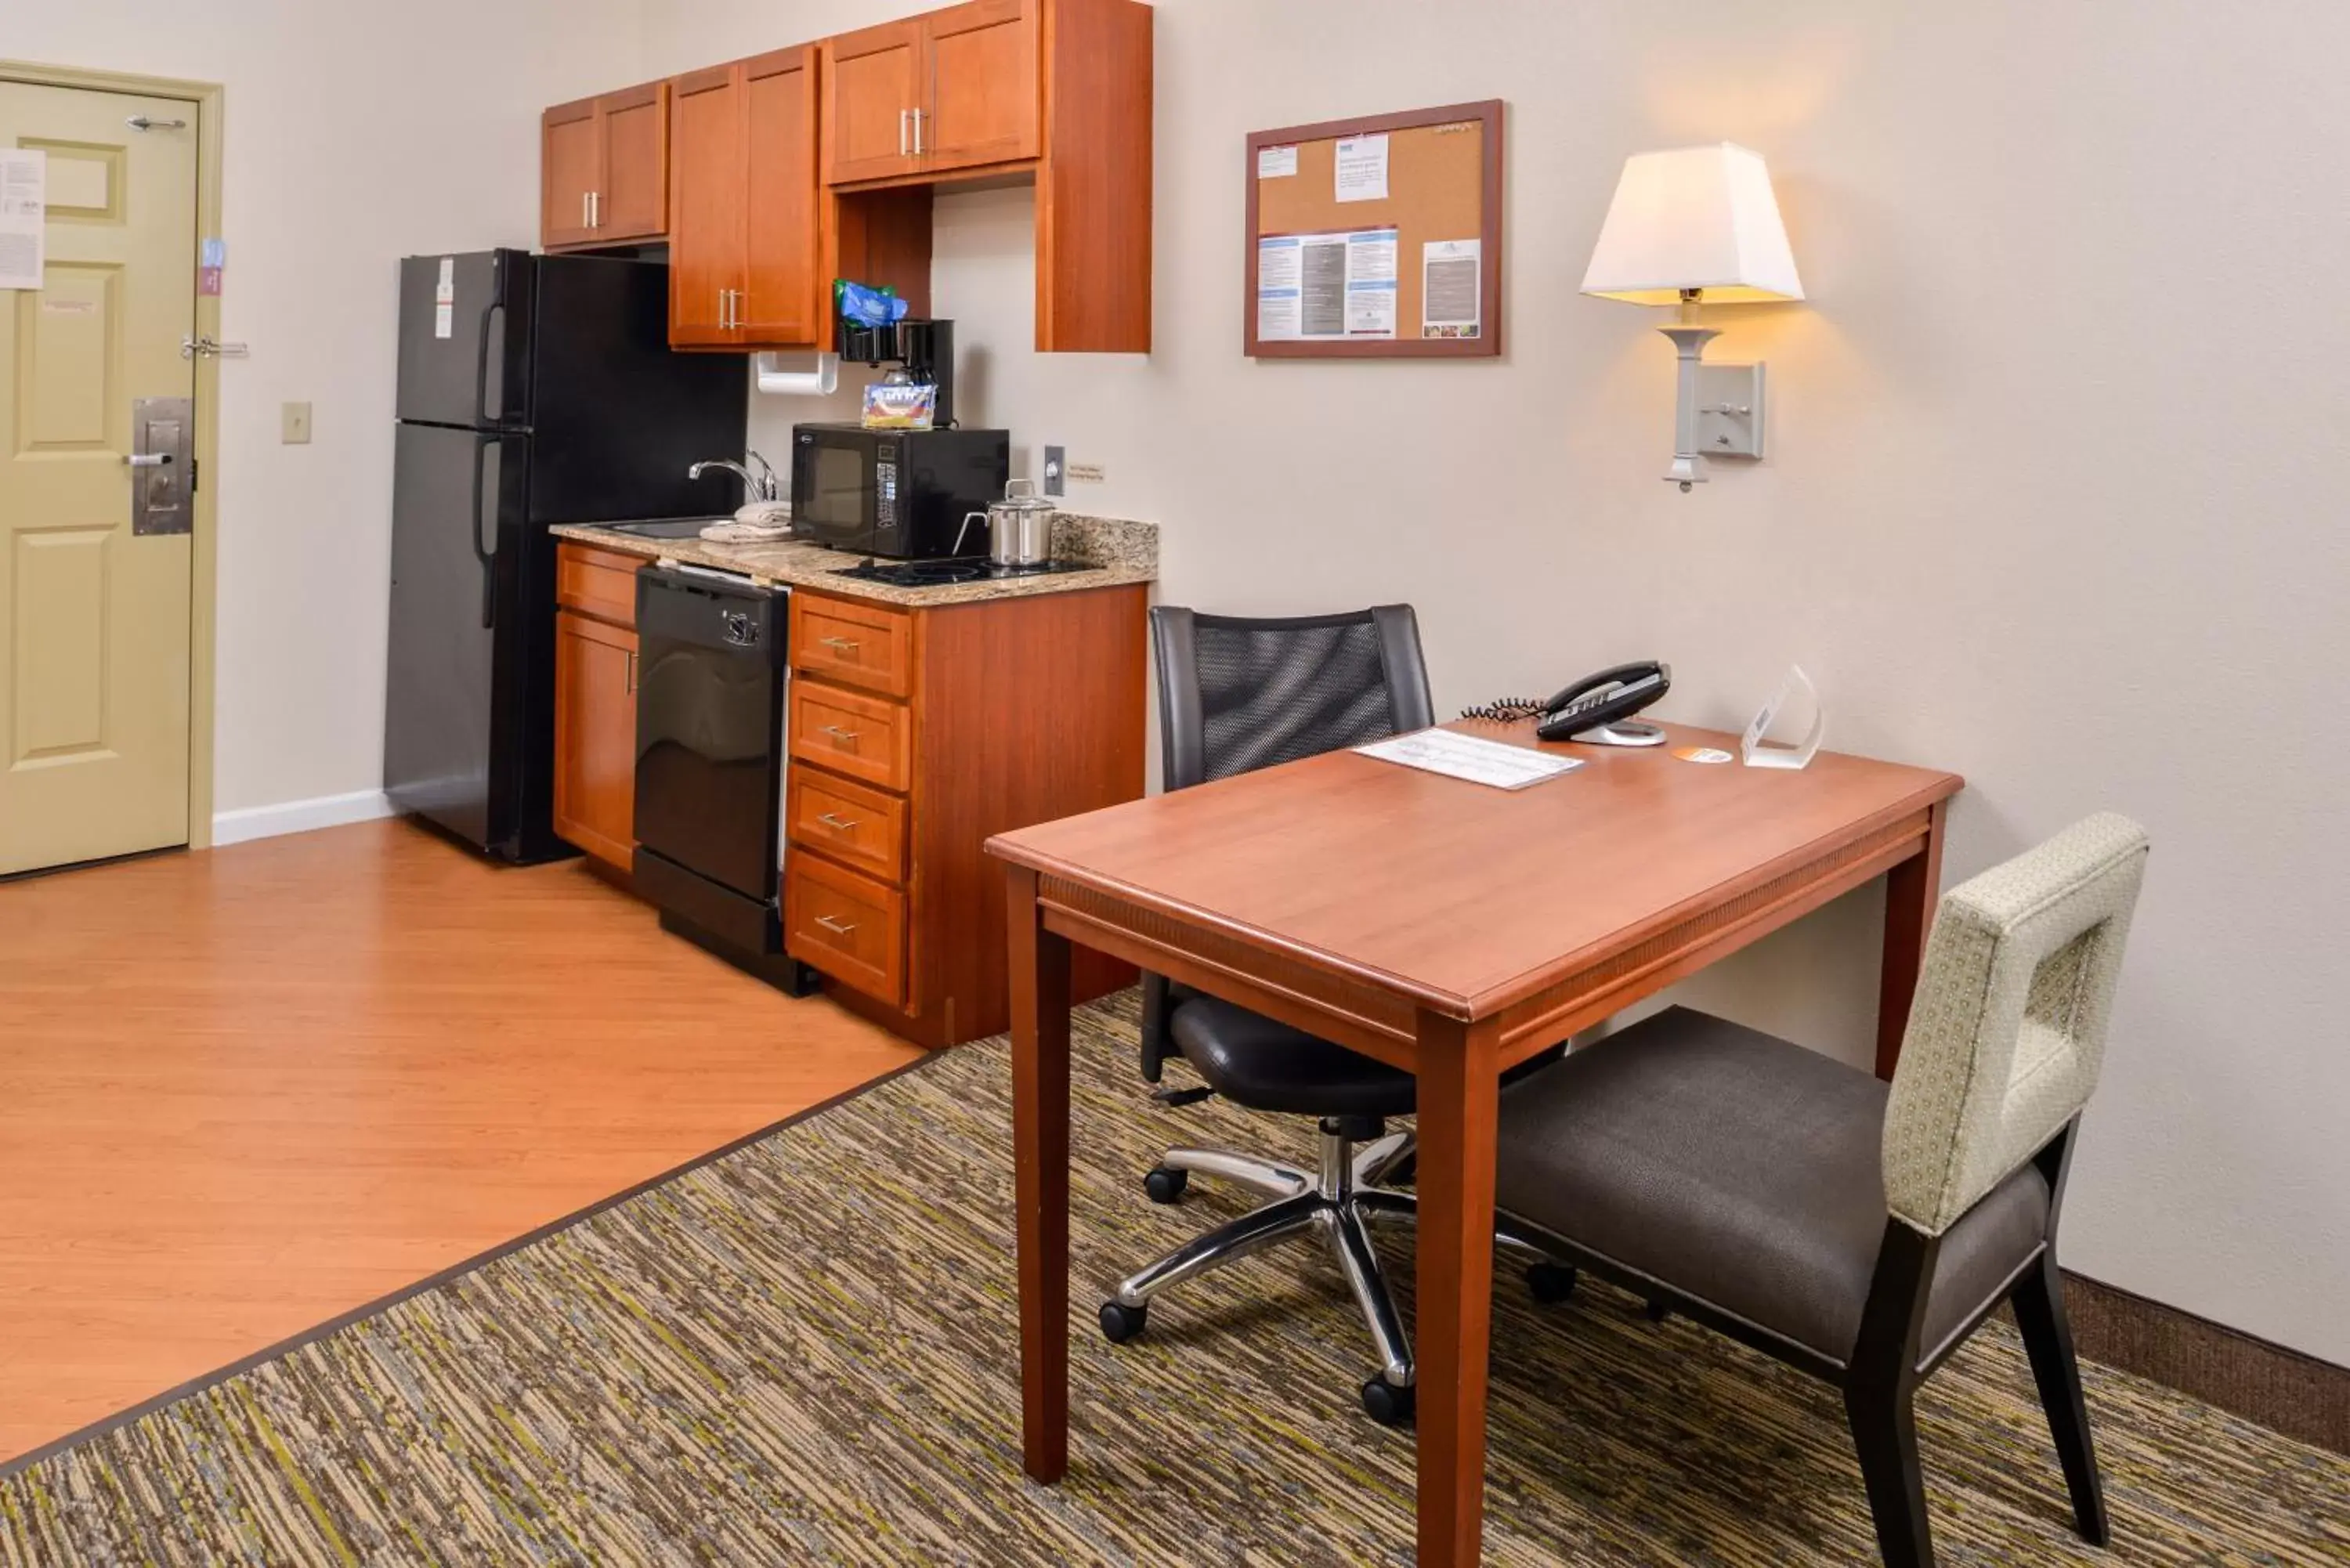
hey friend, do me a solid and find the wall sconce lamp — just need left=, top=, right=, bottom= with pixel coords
left=1581, top=143, right=1803, bottom=490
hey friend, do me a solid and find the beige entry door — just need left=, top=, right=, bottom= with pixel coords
left=0, top=81, right=197, bottom=876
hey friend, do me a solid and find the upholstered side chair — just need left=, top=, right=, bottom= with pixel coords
left=1494, top=813, right=2150, bottom=1568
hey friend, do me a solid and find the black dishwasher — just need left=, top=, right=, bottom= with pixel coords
left=631, top=565, right=810, bottom=989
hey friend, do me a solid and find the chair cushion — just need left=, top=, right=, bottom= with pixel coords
left=1495, top=1007, right=2051, bottom=1362
left=1171, top=996, right=1419, bottom=1118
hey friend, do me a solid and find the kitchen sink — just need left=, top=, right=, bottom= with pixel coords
left=596, top=517, right=732, bottom=540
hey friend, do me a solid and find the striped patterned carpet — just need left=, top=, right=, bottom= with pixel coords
left=3, top=990, right=2344, bottom=1564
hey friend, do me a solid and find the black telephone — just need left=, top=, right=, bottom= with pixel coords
left=1463, top=662, right=1672, bottom=742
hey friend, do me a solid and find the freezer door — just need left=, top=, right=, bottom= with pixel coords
left=384, top=422, right=523, bottom=849
left=395, top=250, right=532, bottom=428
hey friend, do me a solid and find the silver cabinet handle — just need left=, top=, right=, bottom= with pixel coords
left=912, top=107, right=924, bottom=157
left=815, top=914, right=859, bottom=935
left=125, top=453, right=172, bottom=468
left=819, top=635, right=860, bottom=652
left=820, top=724, right=861, bottom=742
left=899, top=108, right=910, bottom=157
left=581, top=191, right=591, bottom=229
left=625, top=649, right=638, bottom=695
left=816, top=811, right=859, bottom=832
left=591, top=190, right=601, bottom=228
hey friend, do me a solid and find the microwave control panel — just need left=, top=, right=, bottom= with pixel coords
left=876, top=460, right=898, bottom=532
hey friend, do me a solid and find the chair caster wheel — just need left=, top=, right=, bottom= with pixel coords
left=1526, top=1263, right=1578, bottom=1304
left=1099, top=1300, right=1148, bottom=1344
left=1361, top=1375, right=1415, bottom=1428
left=1644, top=1299, right=1672, bottom=1323
left=1144, top=1166, right=1189, bottom=1204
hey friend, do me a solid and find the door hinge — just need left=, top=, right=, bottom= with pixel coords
left=190, top=457, right=199, bottom=493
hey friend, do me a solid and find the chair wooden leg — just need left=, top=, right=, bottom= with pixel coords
left=2009, top=1255, right=2110, bottom=1545
left=1845, top=1382, right=1934, bottom=1568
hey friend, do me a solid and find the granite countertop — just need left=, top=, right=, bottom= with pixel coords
left=550, top=513, right=1155, bottom=609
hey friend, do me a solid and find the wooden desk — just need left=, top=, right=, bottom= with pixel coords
left=986, top=720, right=1962, bottom=1565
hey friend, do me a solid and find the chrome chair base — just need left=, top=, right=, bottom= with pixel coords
left=1102, top=1125, right=1549, bottom=1423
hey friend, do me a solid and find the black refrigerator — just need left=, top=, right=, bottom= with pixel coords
left=384, top=249, right=746, bottom=862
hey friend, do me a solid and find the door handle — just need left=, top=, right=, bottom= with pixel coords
left=471, top=435, right=501, bottom=629
left=816, top=811, right=859, bottom=832
left=815, top=914, right=859, bottom=935
left=125, top=453, right=172, bottom=468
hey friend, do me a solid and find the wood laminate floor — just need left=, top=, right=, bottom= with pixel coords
left=0, top=818, right=922, bottom=1463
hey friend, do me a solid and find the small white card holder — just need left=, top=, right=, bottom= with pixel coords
left=1741, top=664, right=1825, bottom=771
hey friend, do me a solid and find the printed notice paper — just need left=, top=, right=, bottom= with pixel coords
left=1345, top=226, right=1397, bottom=337
left=1422, top=238, right=1480, bottom=338
left=1256, top=234, right=1303, bottom=338
left=1256, top=144, right=1298, bottom=179
left=1333, top=133, right=1389, bottom=202
left=0, top=150, right=45, bottom=291
left=1354, top=729, right=1584, bottom=791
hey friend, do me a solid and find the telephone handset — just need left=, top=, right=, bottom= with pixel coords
left=1462, top=661, right=1672, bottom=746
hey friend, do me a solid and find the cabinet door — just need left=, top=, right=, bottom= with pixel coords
left=553, top=610, right=639, bottom=869
left=541, top=97, right=600, bottom=249
left=597, top=82, right=669, bottom=242
left=922, top=0, right=1039, bottom=172
left=740, top=47, right=821, bottom=347
left=667, top=64, right=745, bottom=348
left=825, top=19, right=926, bottom=184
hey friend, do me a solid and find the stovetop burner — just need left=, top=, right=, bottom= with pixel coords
left=827, top=556, right=1096, bottom=587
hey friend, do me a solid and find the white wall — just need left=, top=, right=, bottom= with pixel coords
left=6, top=1, right=645, bottom=819
left=639, top=0, right=2350, bottom=1364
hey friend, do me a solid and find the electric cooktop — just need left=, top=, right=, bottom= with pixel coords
left=827, top=556, right=1097, bottom=588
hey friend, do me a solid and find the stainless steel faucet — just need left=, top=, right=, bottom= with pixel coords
left=688, top=450, right=779, bottom=502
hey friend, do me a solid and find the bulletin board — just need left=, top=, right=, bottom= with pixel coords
left=1244, top=100, right=1504, bottom=359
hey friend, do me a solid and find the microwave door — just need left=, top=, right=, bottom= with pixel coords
left=795, top=439, right=872, bottom=545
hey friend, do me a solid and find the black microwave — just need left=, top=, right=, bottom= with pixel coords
left=789, top=423, right=1010, bottom=558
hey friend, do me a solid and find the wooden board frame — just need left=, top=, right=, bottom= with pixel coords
left=1244, top=99, right=1502, bottom=359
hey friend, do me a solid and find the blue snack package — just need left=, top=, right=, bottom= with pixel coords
left=835, top=280, right=910, bottom=328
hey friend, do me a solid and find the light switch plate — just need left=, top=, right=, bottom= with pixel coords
left=1067, top=461, right=1106, bottom=486
left=280, top=401, right=313, bottom=444
left=1042, top=444, right=1066, bottom=497
left=1695, top=364, right=1765, bottom=459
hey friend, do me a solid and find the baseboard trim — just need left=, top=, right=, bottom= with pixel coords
left=2063, top=1270, right=2348, bottom=1454
left=210, top=789, right=395, bottom=847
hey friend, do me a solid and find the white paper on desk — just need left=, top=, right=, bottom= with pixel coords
left=0, top=150, right=45, bottom=291
left=1334, top=133, right=1389, bottom=202
left=1355, top=728, right=1583, bottom=791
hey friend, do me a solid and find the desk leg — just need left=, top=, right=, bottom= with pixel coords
left=1877, top=799, right=1948, bottom=1080
left=1415, top=1010, right=1500, bottom=1568
left=1007, top=863, right=1072, bottom=1483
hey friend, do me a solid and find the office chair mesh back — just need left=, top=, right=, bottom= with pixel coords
left=1190, top=617, right=1405, bottom=783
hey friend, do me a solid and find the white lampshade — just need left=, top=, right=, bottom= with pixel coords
left=1581, top=143, right=1803, bottom=305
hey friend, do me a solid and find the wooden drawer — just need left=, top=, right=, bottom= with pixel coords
left=786, top=854, right=906, bottom=1006
left=788, top=764, right=906, bottom=883
left=791, top=591, right=913, bottom=698
left=790, top=678, right=911, bottom=792
left=556, top=542, right=642, bottom=627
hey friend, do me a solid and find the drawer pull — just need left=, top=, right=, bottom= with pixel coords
left=819, top=635, right=862, bottom=652
left=820, top=724, right=861, bottom=742
left=816, top=811, right=860, bottom=831
left=815, top=914, right=859, bottom=935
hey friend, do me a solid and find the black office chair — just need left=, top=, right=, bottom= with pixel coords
left=1098, top=604, right=1535, bottom=1427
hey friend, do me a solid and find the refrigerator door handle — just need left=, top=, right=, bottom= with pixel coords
left=473, top=254, right=508, bottom=426
left=471, top=434, right=498, bottom=630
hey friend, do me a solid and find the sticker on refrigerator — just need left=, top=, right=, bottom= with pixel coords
left=434, top=258, right=456, bottom=338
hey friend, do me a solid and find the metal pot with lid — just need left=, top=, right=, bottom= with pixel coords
left=956, top=479, right=1058, bottom=567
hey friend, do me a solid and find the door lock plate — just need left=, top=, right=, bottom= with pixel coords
left=130, top=396, right=193, bottom=536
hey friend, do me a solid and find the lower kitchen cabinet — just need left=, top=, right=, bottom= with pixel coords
left=784, top=581, right=1145, bottom=1048
left=553, top=544, right=642, bottom=870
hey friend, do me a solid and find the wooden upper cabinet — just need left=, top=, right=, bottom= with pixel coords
left=826, top=20, right=927, bottom=184
left=541, top=83, right=671, bottom=250
left=541, top=98, right=600, bottom=247
left=596, top=83, right=670, bottom=242
left=740, top=47, right=822, bottom=345
left=922, top=0, right=1040, bottom=172
left=667, top=64, right=745, bottom=348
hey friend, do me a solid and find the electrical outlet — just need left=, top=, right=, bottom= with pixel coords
left=280, top=401, right=312, bottom=444
left=1042, top=444, right=1066, bottom=497
left=1067, top=461, right=1106, bottom=485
